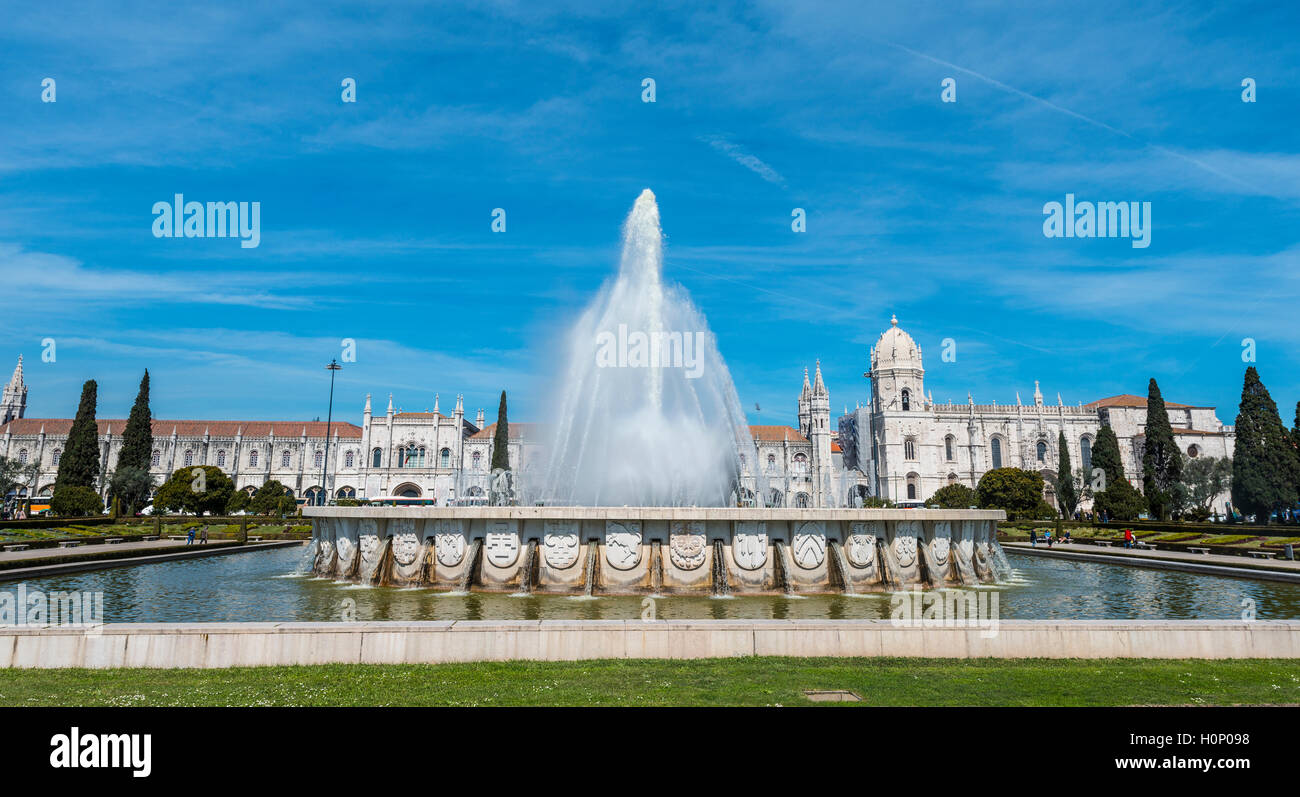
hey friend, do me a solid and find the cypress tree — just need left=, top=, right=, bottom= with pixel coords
left=1091, top=424, right=1125, bottom=488
left=55, top=379, right=101, bottom=490
left=1056, top=429, right=1077, bottom=517
left=490, top=390, right=510, bottom=472
left=1141, top=378, right=1183, bottom=520
left=116, top=370, right=153, bottom=472
left=1231, top=367, right=1298, bottom=523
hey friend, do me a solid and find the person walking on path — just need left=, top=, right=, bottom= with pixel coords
left=200, top=527, right=209, bottom=545
left=1123, top=528, right=1134, bottom=549
left=186, top=527, right=195, bottom=546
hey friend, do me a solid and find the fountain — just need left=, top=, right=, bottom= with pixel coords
left=304, top=190, right=1005, bottom=595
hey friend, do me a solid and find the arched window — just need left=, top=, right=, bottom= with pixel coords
left=17, top=448, right=27, bottom=464
left=151, top=449, right=161, bottom=467
left=767, top=453, right=776, bottom=472
left=184, top=449, right=194, bottom=467
left=1080, top=436, right=1092, bottom=471
left=249, top=450, right=259, bottom=467
left=344, top=450, right=354, bottom=468
left=948, top=472, right=959, bottom=485
left=739, top=454, right=746, bottom=470
left=336, top=486, right=355, bottom=499
left=991, top=438, right=1002, bottom=469
left=768, top=488, right=783, bottom=507
left=440, top=447, right=452, bottom=468
left=904, top=437, right=916, bottom=460
left=313, top=449, right=323, bottom=468
left=1036, top=441, right=1047, bottom=463
left=372, top=448, right=382, bottom=467
left=944, top=435, right=955, bottom=461
left=906, top=472, right=920, bottom=501
left=281, top=450, right=291, bottom=468
left=794, top=492, right=810, bottom=508
left=793, top=452, right=808, bottom=474
left=471, top=451, right=482, bottom=470
left=216, top=450, right=226, bottom=467
left=52, top=449, right=61, bottom=466
left=901, top=389, right=911, bottom=411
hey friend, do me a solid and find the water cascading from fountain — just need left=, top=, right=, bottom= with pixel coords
left=918, top=542, right=948, bottom=589
left=539, top=189, right=765, bottom=507
left=827, top=539, right=855, bottom=594
left=990, top=541, right=1015, bottom=582
left=772, top=539, right=795, bottom=595
left=711, top=539, right=730, bottom=596
left=583, top=540, right=598, bottom=597
left=878, top=538, right=903, bottom=590
left=457, top=539, right=482, bottom=593
left=950, top=545, right=978, bottom=586
left=517, top=540, right=538, bottom=594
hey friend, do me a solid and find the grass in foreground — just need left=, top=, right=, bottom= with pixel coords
left=1, top=658, right=1298, bottom=706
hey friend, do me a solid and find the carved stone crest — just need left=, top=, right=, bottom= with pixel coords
left=732, top=521, right=768, bottom=570
left=484, top=521, right=520, bottom=568
left=605, top=520, right=642, bottom=570
left=543, top=521, right=580, bottom=569
left=791, top=521, right=826, bottom=569
left=894, top=534, right=918, bottom=568
left=434, top=520, right=466, bottom=567
left=334, top=536, right=354, bottom=563
left=931, top=536, right=950, bottom=565
left=389, top=519, right=419, bottom=566
left=669, top=521, right=706, bottom=571
left=359, top=533, right=381, bottom=560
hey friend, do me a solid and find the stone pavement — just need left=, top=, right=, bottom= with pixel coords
left=1004, top=540, right=1300, bottom=582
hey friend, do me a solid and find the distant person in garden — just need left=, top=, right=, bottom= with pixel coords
left=1123, top=528, right=1134, bottom=549
left=200, top=527, right=208, bottom=545
left=186, top=527, right=195, bottom=546
left=1029, top=528, right=1037, bottom=547
left=1045, top=530, right=1053, bottom=547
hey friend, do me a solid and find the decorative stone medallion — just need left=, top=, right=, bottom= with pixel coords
left=931, top=536, right=950, bottom=566
left=334, top=535, right=355, bottom=564
left=542, top=521, right=580, bottom=569
left=791, top=521, right=827, bottom=570
left=894, top=534, right=917, bottom=568
left=732, top=521, right=768, bottom=570
left=484, top=521, right=520, bottom=568
left=434, top=520, right=466, bottom=567
left=605, top=520, right=643, bottom=570
left=669, top=521, right=707, bottom=571
left=359, top=532, right=381, bottom=561
left=389, top=519, right=420, bottom=566
left=317, top=539, right=334, bottom=566
left=846, top=522, right=878, bottom=568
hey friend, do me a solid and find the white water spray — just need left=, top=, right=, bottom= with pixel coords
left=538, top=189, right=763, bottom=506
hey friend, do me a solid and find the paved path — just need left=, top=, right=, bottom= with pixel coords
left=0, top=537, right=209, bottom=563
left=1004, top=541, right=1300, bottom=583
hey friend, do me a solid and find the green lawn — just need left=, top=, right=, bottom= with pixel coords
left=1, top=658, right=1297, bottom=706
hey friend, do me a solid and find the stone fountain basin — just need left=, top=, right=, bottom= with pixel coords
left=302, top=506, right=1007, bottom=595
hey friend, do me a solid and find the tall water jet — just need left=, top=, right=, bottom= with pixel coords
left=540, top=189, right=763, bottom=506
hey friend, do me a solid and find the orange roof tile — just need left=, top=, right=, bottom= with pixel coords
left=1086, top=394, right=1191, bottom=409
left=0, top=418, right=363, bottom=438
left=469, top=422, right=537, bottom=440
left=749, top=425, right=808, bottom=443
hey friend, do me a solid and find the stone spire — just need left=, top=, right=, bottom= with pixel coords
left=800, top=367, right=812, bottom=400
left=812, top=360, right=827, bottom=396
left=1033, top=380, right=1044, bottom=407
left=1, top=355, right=27, bottom=425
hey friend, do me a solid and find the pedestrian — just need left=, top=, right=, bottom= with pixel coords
left=1123, top=528, right=1134, bottom=549
left=200, top=527, right=208, bottom=545
left=1029, top=528, right=1037, bottom=547
left=186, top=527, right=195, bottom=546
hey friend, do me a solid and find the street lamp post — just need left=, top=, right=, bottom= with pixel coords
left=321, top=359, right=341, bottom=506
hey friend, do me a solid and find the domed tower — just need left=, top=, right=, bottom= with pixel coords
left=870, top=315, right=924, bottom=411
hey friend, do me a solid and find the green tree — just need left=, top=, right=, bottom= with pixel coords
left=1091, top=425, right=1125, bottom=489
left=226, top=490, right=251, bottom=514
left=153, top=466, right=234, bottom=516
left=55, top=379, right=101, bottom=491
left=250, top=479, right=297, bottom=516
left=924, top=482, right=975, bottom=509
left=0, top=455, right=41, bottom=517
left=49, top=485, right=103, bottom=517
left=1052, top=430, right=1079, bottom=518
left=115, top=370, right=153, bottom=473
left=1231, top=367, right=1298, bottom=523
left=861, top=496, right=896, bottom=508
left=975, top=468, right=1045, bottom=519
left=1175, top=456, right=1232, bottom=521
left=490, top=390, right=510, bottom=472
left=1141, top=378, right=1183, bottom=520
left=108, top=465, right=153, bottom=515
left=1093, top=477, right=1145, bottom=521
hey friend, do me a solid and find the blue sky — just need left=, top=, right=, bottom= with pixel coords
left=2, top=0, right=1298, bottom=430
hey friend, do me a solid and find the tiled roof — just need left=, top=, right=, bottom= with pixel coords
left=1086, top=394, right=1191, bottom=409
left=0, top=418, right=363, bottom=438
left=469, top=422, right=536, bottom=440
left=749, top=425, right=808, bottom=443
